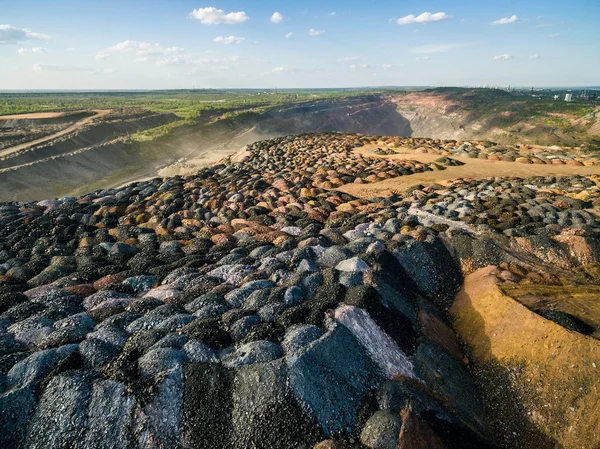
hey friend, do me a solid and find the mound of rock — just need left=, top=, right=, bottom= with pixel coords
left=0, top=132, right=599, bottom=448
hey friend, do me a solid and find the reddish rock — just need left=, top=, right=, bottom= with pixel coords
left=418, top=309, right=463, bottom=362
left=64, top=284, right=97, bottom=298
left=211, top=233, right=235, bottom=246
left=398, top=409, right=447, bottom=449
left=93, top=274, right=125, bottom=291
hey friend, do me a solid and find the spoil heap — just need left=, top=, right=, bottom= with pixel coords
left=0, top=133, right=599, bottom=448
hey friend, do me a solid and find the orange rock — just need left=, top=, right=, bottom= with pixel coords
left=79, top=237, right=99, bottom=247
left=216, top=224, right=235, bottom=234
left=135, top=213, right=151, bottom=224
left=182, top=219, right=202, bottom=228
left=336, top=203, right=355, bottom=212
left=155, top=226, right=170, bottom=236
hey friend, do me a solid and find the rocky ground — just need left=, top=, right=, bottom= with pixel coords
left=0, top=132, right=599, bottom=448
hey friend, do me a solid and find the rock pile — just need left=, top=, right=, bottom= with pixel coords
left=0, top=132, right=599, bottom=448
left=374, top=137, right=600, bottom=166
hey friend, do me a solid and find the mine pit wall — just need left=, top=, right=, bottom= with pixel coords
left=0, top=96, right=416, bottom=202
left=254, top=96, right=414, bottom=137
left=0, top=113, right=180, bottom=170
left=0, top=141, right=135, bottom=201
left=0, top=111, right=95, bottom=129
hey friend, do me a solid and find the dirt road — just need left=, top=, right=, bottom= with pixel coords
left=0, top=109, right=112, bottom=158
left=0, top=112, right=67, bottom=120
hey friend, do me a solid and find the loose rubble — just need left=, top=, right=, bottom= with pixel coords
left=0, top=132, right=599, bottom=448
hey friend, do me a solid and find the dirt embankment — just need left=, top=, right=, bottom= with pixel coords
left=451, top=266, right=600, bottom=449
left=0, top=96, right=415, bottom=201
left=387, top=92, right=469, bottom=140
left=2, top=93, right=597, bottom=202
left=387, top=91, right=600, bottom=146
left=0, top=112, right=178, bottom=169
left=0, top=110, right=111, bottom=157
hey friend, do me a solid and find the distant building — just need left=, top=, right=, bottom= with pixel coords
left=554, top=95, right=559, bottom=100
left=565, top=93, right=573, bottom=102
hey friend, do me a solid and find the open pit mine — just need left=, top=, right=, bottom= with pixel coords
left=1, top=131, right=600, bottom=448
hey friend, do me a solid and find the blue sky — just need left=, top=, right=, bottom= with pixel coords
left=1, top=0, right=598, bottom=89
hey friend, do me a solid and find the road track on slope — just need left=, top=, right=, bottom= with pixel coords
left=0, top=109, right=112, bottom=158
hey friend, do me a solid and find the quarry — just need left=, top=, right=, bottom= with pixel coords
left=0, top=88, right=600, bottom=449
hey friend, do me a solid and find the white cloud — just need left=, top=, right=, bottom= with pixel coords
left=214, top=36, right=245, bottom=44
left=410, top=42, right=472, bottom=54
left=0, top=24, right=49, bottom=44
left=330, top=12, right=337, bottom=16
left=270, top=12, right=283, bottom=23
left=415, top=56, right=430, bottom=60
left=309, top=28, right=324, bottom=36
left=536, top=24, right=551, bottom=28
left=18, top=47, right=46, bottom=55
left=33, top=64, right=87, bottom=72
left=96, top=40, right=185, bottom=62
left=189, top=7, right=249, bottom=24
left=382, top=64, right=392, bottom=70
left=156, top=57, right=187, bottom=66
left=397, top=12, right=451, bottom=25
left=65, top=47, right=75, bottom=52
left=349, top=62, right=371, bottom=70
left=529, top=54, right=541, bottom=59
left=338, top=56, right=359, bottom=62
left=33, top=64, right=116, bottom=74
left=284, top=32, right=293, bottom=38
left=272, top=66, right=287, bottom=72
left=491, top=15, right=518, bottom=25
left=493, top=54, right=513, bottom=60
left=549, top=33, right=559, bottom=37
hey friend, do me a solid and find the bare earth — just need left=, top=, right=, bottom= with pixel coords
left=0, top=112, right=67, bottom=120
left=337, top=144, right=600, bottom=198
left=0, top=109, right=112, bottom=158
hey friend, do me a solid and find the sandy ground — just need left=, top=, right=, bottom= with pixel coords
left=0, top=111, right=67, bottom=120
left=337, top=144, right=600, bottom=198
left=0, top=109, right=112, bottom=158
left=156, top=127, right=262, bottom=178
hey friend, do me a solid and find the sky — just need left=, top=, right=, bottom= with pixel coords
left=1, top=0, right=599, bottom=90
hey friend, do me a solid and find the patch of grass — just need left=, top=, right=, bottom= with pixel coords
left=131, top=119, right=189, bottom=142
left=0, top=89, right=386, bottom=117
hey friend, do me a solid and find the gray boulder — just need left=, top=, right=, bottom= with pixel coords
left=26, top=372, right=94, bottom=449
left=287, top=323, right=384, bottom=436
left=83, top=380, right=134, bottom=449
